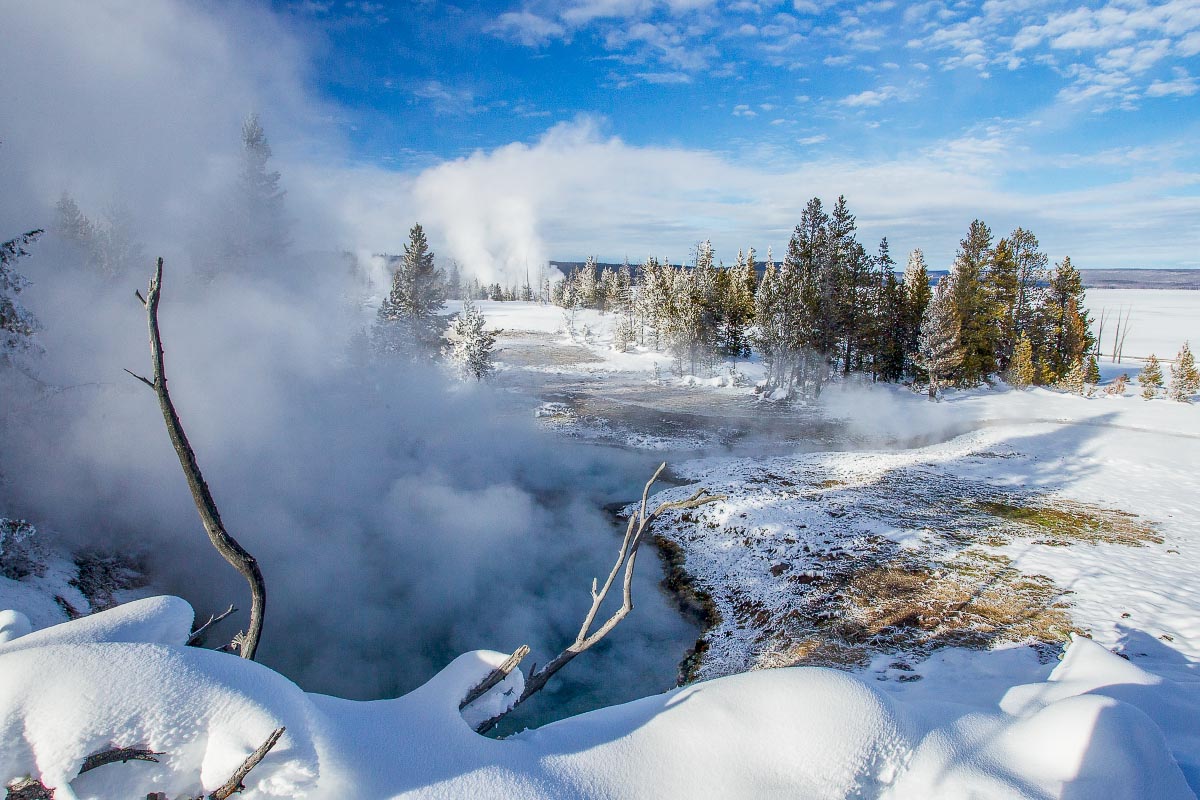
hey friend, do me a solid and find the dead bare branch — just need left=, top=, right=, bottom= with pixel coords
left=123, top=368, right=156, bottom=390
left=130, top=258, right=266, bottom=660
left=474, top=462, right=723, bottom=734
left=78, top=746, right=163, bottom=774
left=460, top=645, right=531, bottom=710
left=187, top=604, right=238, bottom=647
left=5, top=777, right=52, bottom=800
left=207, top=727, right=285, bottom=800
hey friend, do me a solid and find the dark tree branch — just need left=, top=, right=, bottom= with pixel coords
left=187, top=604, right=238, bottom=647
left=207, top=727, right=285, bottom=800
left=474, top=462, right=723, bottom=734
left=132, top=258, right=266, bottom=660
left=78, top=746, right=163, bottom=774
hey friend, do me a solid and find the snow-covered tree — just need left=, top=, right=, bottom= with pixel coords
left=1168, top=342, right=1199, bottom=402
left=448, top=296, right=496, bottom=380
left=914, top=274, right=964, bottom=400
left=1085, top=353, right=1101, bottom=387
left=1007, top=333, right=1034, bottom=389
left=1139, top=354, right=1163, bottom=400
left=1, top=230, right=42, bottom=369
left=1059, top=358, right=1085, bottom=395
left=1106, top=373, right=1129, bottom=396
left=375, top=223, right=447, bottom=357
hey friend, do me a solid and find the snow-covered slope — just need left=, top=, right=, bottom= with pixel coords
left=1, top=598, right=1195, bottom=799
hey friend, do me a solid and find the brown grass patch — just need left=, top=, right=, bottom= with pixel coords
left=752, top=549, right=1074, bottom=671
left=977, top=499, right=1161, bottom=546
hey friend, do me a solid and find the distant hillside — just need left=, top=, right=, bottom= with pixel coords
left=551, top=261, right=1200, bottom=290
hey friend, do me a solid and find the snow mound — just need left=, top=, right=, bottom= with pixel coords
left=890, top=635, right=1196, bottom=799
left=2, top=597, right=1196, bottom=798
left=0, top=595, right=193, bottom=655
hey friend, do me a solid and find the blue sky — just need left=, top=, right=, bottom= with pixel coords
left=2, top=1, right=1198, bottom=276
left=287, top=0, right=1200, bottom=169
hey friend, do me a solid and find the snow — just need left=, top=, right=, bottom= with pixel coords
left=5, top=295, right=1200, bottom=797
left=1086, top=289, right=1200, bottom=361
left=1, top=597, right=1195, bottom=798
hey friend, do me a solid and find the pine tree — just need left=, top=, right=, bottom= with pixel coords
left=1042, top=256, right=1093, bottom=381
left=219, top=113, right=288, bottom=266
left=914, top=274, right=964, bottom=400
left=577, top=257, right=599, bottom=308
left=950, top=219, right=996, bottom=385
left=446, top=262, right=462, bottom=301
left=901, top=249, right=932, bottom=378
left=54, top=193, right=95, bottom=256
left=1007, top=333, right=1034, bottom=389
left=1, top=230, right=42, bottom=369
left=1168, top=342, right=1200, bottom=401
left=1059, top=359, right=1085, bottom=395
left=989, top=237, right=1018, bottom=371
left=375, top=223, right=447, bottom=357
left=1140, top=354, right=1163, bottom=400
left=1085, top=353, right=1101, bottom=386
left=448, top=296, right=496, bottom=380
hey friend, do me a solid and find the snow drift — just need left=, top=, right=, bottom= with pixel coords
left=1, top=597, right=1195, bottom=799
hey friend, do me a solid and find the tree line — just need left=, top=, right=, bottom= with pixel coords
left=551, top=196, right=1100, bottom=400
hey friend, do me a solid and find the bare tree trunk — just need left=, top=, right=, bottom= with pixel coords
left=128, top=258, right=266, bottom=660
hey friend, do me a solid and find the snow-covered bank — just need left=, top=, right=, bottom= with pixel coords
left=1, top=597, right=1195, bottom=799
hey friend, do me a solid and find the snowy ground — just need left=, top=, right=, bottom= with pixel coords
left=4, top=294, right=1200, bottom=798
left=1086, top=288, right=1200, bottom=362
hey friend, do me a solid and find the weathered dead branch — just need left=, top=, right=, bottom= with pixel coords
left=78, top=746, right=163, bottom=774
left=469, top=462, right=723, bottom=734
left=207, top=727, right=285, bottom=800
left=4, top=778, right=51, bottom=800
left=128, top=258, right=266, bottom=660
left=459, top=645, right=531, bottom=710
left=187, top=604, right=238, bottom=647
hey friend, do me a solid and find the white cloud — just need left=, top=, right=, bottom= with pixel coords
left=839, top=84, right=899, bottom=106
left=732, top=103, right=758, bottom=116
left=487, top=10, right=568, bottom=45
left=1146, top=69, right=1199, bottom=96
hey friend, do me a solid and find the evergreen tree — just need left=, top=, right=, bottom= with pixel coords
left=445, top=262, right=462, bottom=301
left=1, top=230, right=42, bottom=369
left=1042, top=256, right=1093, bottom=381
left=1008, top=227, right=1048, bottom=358
left=1169, top=342, right=1200, bottom=401
left=949, top=219, right=996, bottom=385
left=577, top=257, right=599, bottom=308
left=753, top=248, right=790, bottom=394
left=93, top=202, right=144, bottom=278
left=1007, top=333, right=1034, bottom=389
left=875, top=268, right=906, bottom=383
left=220, top=113, right=288, bottom=266
left=901, top=249, right=932, bottom=378
left=868, top=237, right=896, bottom=380
left=1139, top=354, right=1163, bottom=400
left=375, top=223, right=447, bottom=357
left=448, top=296, right=496, bottom=380
left=54, top=193, right=95, bottom=255
left=1085, top=353, right=1101, bottom=386
left=915, top=274, right=964, bottom=400
left=989, top=236, right=1018, bottom=371
left=1060, top=358, right=1086, bottom=395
